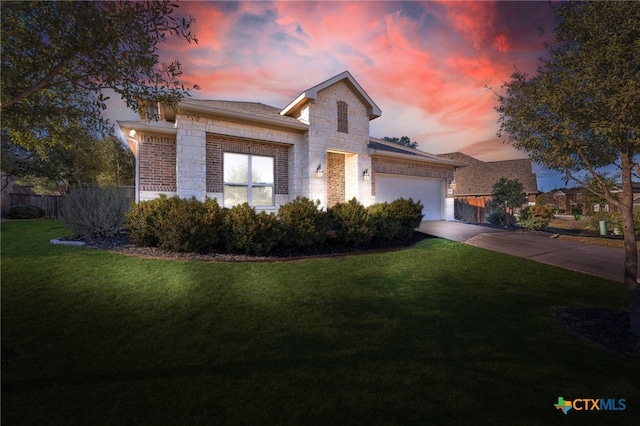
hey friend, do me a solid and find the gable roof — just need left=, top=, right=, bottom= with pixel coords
left=368, top=138, right=467, bottom=168
left=177, top=100, right=309, bottom=132
left=438, top=152, right=538, bottom=196
left=281, top=71, right=382, bottom=120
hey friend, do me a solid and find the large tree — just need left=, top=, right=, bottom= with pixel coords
left=1, top=0, right=198, bottom=150
left=494, top=1, right=640, bottom=334
left=1, top=133, right=135, bottom=194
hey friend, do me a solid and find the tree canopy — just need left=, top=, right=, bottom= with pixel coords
left=1, top=133, right=135, bottom=194
left=494, top=1, right=640, bottom=333
left=1, top=0, right=198, bottom=150
left=382, top=136, right=419, bottom=150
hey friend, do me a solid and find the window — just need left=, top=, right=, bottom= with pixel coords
left=337, top=101, right=348, bottom=133
left=223, top=153, right=274, bottom=208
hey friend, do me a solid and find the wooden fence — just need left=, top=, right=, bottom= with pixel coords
left=3, top=187, right=135, bottom=219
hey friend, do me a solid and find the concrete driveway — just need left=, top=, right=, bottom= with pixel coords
left=419, top=221, right=632, bottom=284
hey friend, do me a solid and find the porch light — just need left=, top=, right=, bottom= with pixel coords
left=362, top=169, right=370, bottom=181
left=128, top=129, right=136, bottom=137
left=316, top=164, right=324, bottom=178
left=449, top=179, right=456, bottom=190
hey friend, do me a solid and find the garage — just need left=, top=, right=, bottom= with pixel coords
left=375, top=173, right=443, bottom=220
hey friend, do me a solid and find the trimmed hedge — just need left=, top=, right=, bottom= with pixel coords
left=278, top=197, right=327, bottom=247
left=6, top=205, right=46, bottom=220
left=224, top=203, right=282, bottom=255
left=125, top=196, right=424, bottom=254
left=126, top=196, right=225, bottom=253
left=329, top=198, right=375, bottom=245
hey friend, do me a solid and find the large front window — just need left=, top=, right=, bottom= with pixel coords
left=223, top=153, right=274, bottom=208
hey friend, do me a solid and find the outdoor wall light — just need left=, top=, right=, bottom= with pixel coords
left=316, top=164, right=324, bottom=178
left=449, top=179, right=456, bottom=190
left=362, top=169, right=370, bottom=181
left=129, top=129, right=137, bottom=137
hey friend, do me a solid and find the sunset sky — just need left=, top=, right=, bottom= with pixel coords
left=114, top=0, right=568, bottom=190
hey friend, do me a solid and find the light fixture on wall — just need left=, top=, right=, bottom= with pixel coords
left=316, top=164, right=324, bottom=178
left=128, top=129, right=136, bottom=137
left=449, top=179, right=456, bottom=190
left=362, top=169, right=370, bottom=181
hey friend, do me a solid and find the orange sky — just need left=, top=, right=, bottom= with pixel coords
left=113, top=1, right=564, bottom=189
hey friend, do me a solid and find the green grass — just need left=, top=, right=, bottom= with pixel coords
left=2, top=220, right=638, bottom=425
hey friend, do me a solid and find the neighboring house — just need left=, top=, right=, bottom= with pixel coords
left=436, top=152, right=538, bottom=222
left=117, top=71, right=465, bottom=220
left=551, top=188, right=587, bottom=213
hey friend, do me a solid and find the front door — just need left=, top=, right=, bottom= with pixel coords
left=326, top=152, right=345, bottom=208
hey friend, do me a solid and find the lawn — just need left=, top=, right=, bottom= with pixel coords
left=2, top=220, right=639, bottom=425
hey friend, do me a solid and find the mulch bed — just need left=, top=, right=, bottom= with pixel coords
left=553, top=307, right=640, bottom=358
left=80, top=231, right=434, bottom=262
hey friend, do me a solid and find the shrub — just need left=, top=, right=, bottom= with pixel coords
left=519, top=205, right=553, bottom=231
left=224, top=203, right=281, bottom=255
left=486, top=210, right=508, bottom=226
left=156, top=197, right=225, bottom=253
left=126, top=195, right=169, bottom=247
left=60, top=185, right=130, bottom=238
left=329, top=198, right=374, bottom=245
left=388, top=198, right=423, bottom=238
left=126, top=196, right=225, bottom=252
left=367, top=202, right=400, bottom=240
left=278, top=197, right=328, bottom=247
left=6, top=205, right=46, bottom=219
left=586, top=209, right=640, bottom=236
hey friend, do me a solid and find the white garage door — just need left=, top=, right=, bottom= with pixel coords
left=375, top=174, right=443, bottom=220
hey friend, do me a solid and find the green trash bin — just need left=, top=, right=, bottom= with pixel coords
left=599, top=220, right=607, bottom=236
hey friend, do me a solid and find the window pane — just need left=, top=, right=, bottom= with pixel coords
left=224, top=153, right=248, bottom=184
left=252, top=186, right=273, bottom=206
left=251, top=156, right=274, bottom=184
left=224, top=185, right=248, bottom=208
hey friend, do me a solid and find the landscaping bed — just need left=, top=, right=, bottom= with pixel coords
left=80, top=230, right=433, bottom=262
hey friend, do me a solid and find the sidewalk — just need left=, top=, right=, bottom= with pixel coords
left=419, top=221, right=633, bottom=283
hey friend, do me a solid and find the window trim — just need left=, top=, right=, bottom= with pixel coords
left=223, top=152, right=275, bottom=207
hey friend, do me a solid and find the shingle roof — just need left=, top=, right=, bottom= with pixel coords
left=368, top=138, right=467, bottom=167
left=179, top=100, right=306, bottom=127
left=438, top=152, right=538, bottom=196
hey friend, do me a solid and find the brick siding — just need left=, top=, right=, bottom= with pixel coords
left=139, top=135, right=176, bottom=191
left=371, top=157, right=452, bottom=195
left=205, top=133, right=289, bottom=194
left=327, top=152, right=346, bottom=207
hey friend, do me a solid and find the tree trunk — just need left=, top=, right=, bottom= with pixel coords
left=620, top=152, right=640, bottom=335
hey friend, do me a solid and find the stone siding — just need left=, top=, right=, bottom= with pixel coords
left=305, top=81, right=373, bottom=207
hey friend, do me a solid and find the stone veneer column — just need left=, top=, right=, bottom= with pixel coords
left=176, top=124, right=207, bottom=200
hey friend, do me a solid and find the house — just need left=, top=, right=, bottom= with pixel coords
left=117, top=71, right=466, bottom=220
left=550, top=188, right=587, bottom=213
left=436, top=152, right=538, bottom=222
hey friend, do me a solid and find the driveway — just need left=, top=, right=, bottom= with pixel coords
left=419, top=221, right=632, bottom=284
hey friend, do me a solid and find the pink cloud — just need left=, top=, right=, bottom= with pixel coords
left=134, top=1, right=556, bottom=162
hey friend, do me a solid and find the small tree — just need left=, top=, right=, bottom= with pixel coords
left=487, top=178, right=527, bottom=227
